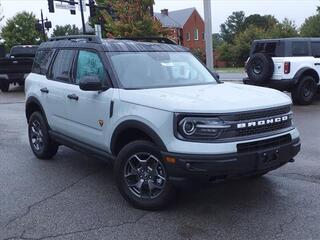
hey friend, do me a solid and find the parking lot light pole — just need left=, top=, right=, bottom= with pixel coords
left=203, top=0, right=214, bottom=70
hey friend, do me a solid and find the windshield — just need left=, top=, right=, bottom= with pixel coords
left=108, top=52, right=217, bottom=89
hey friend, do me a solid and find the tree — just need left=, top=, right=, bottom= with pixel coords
left=0, top=0, right=4, bottom=24
left=51, top=24, right=80, bottom=37
left=244, top=14, right=278, bottom=31
left=300, top=14, right=320, bottom=37
left=0, top=11, right=42, bottom=49
left=268, top=18, right=298, bottom=38
left=220, top=11, right=246, bottom=43
left=93, top=0, right=167, bottom=37
left=212, top=33, right=223, bottom=51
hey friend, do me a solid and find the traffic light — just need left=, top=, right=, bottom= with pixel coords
left=48, top=0, right=55, bottom=13
left=70, top=0, right=76, bottom=15
left=89, top=0, right=96, bottom=17
left=35, top=22, right=43, bottom=32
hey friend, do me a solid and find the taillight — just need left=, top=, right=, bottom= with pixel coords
left=284, top=62, right=291, bottom=74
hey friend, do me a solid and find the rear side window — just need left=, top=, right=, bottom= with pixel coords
left=32, top=50, right=54, bottom=75
left=50, top=50, right=76, bottom=82
left=252, top=42, right=280, bottom=57
left=311, top=42, right=320, bottom=57
left=292, top=42, right=309, bottom=56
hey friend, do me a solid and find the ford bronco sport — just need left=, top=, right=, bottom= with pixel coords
left=244, top=38, right=320, bottom=105
left=25, top=36, right=301, bottom=210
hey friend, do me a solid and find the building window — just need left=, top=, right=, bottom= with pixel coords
left=186, top=32, right=190, bottom=41
left=194, top=28, right=199, bottom=41
left=202, top=32, right=205, bottom=40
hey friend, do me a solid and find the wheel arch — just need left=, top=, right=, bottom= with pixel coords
left=294, top=67, right=320, bottom=84
left=110, top=120, right=167, bottom=156
left=25, top=97, right=47, bottom=124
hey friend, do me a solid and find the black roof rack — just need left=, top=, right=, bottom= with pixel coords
left=115, top=37, right=177, bottom=45
left=49, top=35, right=102, bottom=44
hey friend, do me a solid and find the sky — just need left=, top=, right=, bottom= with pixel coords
left=0, top=0, right=319, bottom=34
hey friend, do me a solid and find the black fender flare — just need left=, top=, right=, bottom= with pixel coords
left=25, top=96, right=48, bottom=124
left=293, top=67, right=320, bottom=84
left=110, top=120, right=167, bottom=154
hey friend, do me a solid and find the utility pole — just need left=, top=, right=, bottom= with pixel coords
left=40, top=10, right=47, bottom=41
left=79, top=0, right=86, bottom=34
left=203, top=0, right=214, bottom=70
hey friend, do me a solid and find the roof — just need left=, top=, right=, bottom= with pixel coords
left=155, top=7, right=196, bottom=28
left=253, top=37, right=320, bottom=43
left=38, top=38, right=188, bottom=52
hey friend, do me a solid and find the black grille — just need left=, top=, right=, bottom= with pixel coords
left=221, top=105, right=292, bottom=139
left=237, top=120, right=292, bottom=137
left=237, top=134, right=292, bottom=153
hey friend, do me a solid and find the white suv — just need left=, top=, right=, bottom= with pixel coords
left=244, top=38, right=320, bottom=105
left=25, top=36, right=301, bottom=210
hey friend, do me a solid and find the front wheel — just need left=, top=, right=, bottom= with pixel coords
left=28, top=112, right=59, bottom=159
left=292, top=76, right=317, bottom=105
left=114, top=140, right=176, bottom=210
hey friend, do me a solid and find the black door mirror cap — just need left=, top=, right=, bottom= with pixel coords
left=79, top=75, right=105, bottom=91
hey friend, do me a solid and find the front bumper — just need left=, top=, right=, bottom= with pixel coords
left=162, top=136, right=300, bottom=187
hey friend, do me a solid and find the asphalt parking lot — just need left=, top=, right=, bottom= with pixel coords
left=1, top=85, right=320, bottom=240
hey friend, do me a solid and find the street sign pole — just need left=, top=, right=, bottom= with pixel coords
left=203, top=0, right=214, bottom=70
left=79, top=0, right=86, bottom=34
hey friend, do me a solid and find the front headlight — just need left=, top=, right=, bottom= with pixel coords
left=176, top=116, right=231, bottom=141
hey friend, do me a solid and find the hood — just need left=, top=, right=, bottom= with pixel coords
left=119, top=83, right=292, bottom=113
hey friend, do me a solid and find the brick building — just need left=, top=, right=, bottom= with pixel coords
left=154, top=8, right=205, bottom=53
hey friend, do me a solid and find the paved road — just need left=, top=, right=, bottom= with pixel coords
left=1, top=86, right=320, bottom=240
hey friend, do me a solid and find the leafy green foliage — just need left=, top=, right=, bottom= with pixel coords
left=220, top=11, right=246, bottom=43
left=93, top=0, right=167, bottom=37
left=51, top=24, right=81, bottom=37
left=217, top=13, right=298, bottom=66
left=300, top=14, right=320, bottom=37
left=0, top=11, right=42, bottom=49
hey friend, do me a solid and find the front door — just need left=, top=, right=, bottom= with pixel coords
left=63, top=50, right=114, bottom=151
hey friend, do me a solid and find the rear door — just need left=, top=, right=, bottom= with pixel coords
left=62, top=50, right=114, bottom=150
left=41, top=49, right=77, bottom=133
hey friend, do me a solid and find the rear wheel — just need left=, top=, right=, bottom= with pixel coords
left=114, top=140, right=176, bottom=210
left=0, top=82, right=9, bottom=92
left=28, top=112, right=59, bottom=159
left=292, top=76, right=317, bottom=105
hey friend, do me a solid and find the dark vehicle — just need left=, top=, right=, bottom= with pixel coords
left=0, top=45, right=38, bottom=92
left=244, top=38, right=320, bottom=105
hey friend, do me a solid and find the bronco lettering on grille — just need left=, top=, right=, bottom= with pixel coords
left=237, top=116, right=289, bottom=129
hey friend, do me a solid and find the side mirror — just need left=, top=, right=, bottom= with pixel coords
left=79, top=76, right=103, bottom=91
left=212, top=71, right=220, bottom=80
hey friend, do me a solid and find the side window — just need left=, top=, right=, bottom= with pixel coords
left=75, top=51, right=106, bottom=84
left=32, top=50, right=54, bottom=75
left=292, top=42, right=309, bottom=56
left=311, top=42, right=320, bottom=57
left=50, top=50, right=76, bottom=82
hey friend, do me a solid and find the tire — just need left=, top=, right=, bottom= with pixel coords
left=114, top=140, right=176, bottom=210
left=28, top=112, right=59, bottom=160
left=0, top=82, right=9, bottom=92
left=291, top=76, right=317, bottom=105
left=246, top=53, right=274, bottom=83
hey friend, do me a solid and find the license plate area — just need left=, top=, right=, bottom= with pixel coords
left=257, top=149, right=280, bottom=170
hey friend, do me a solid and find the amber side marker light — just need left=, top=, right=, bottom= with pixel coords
left=164, top=156, right=176, bottom=164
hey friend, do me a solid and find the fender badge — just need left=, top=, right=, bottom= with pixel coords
left=98, top=120, right=104, bottom=127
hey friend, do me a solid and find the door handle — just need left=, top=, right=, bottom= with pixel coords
left=67, top=94, right=79, bottom=101
left=40, top=87, right=49, bottom=94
